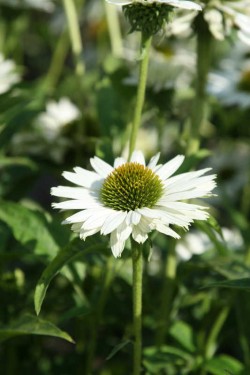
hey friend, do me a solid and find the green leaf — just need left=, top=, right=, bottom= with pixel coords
left=34, top=238, right=107, bottom=315
left=0, top=200, right=69, bottom=258
left=204, top=354, right=244, bottom=375
left=203, top=277, right=250, bottom=290
left=143, top=345, right=192, bottom=372
left=106, top=340, right=132, bottom=360
left=0, top=156, right=37, bottom=170
left=169, top=321, right=196, bottom=352
left=0, top=314, right=74, bottom=343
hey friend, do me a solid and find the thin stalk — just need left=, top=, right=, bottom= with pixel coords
left=85, top=256, right=114, bottom=375
left=187, top=14, right=213, bottom=156
left=235, top=293, right=250, bottom=372
left=44, top=29, right=69, bottom=92
left=104, top=1, right=123, bottom=57
left=62, top=0, right=85, bottom=77
left=156, top=240, right=177, bottom=347
left=132, top=239, right=143, bottom=375
left=128, top=33, right=152, bottom=160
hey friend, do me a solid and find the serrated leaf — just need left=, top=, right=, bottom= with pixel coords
left=0, top=314, right=74, bottom=343
left=204, top=354, right=244, bottom=374
left=203, top=277, right=250, bottom=290
left=106, top=340, right=132, bottom=360
left=169, top=321, right=196, bottom=352
left=0, top=200, right=69, bottom=258
left=34, top=238, right=107, bottom=315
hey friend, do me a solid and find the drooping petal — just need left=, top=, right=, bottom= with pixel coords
left=101, top=211, right=128, bottom=235
left=154, top=222, right=180, bottom=239
left=132, top=226, right=148, bottom=243
left=110, top=230, right=126, bottom=257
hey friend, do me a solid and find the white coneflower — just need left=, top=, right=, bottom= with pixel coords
left=0, top=54, right=20, bottom=95
left=51, top=151, right=216, bottom=258
left=35, top=97, right=81, bottom=141
left=106, top=0, right=201, bottom=11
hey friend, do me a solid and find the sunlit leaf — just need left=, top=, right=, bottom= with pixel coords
left=0, top=200, right=69, bottom=258
left=34, top=238, right=107, bottom=315
left=169, top=321, right=196, bottom=352
left=204, top=354, right=244, bottom=374
left=0, top=314, right=74, bottom=343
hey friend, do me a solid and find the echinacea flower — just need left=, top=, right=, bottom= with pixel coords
left=51, top=151, right=216, bottom=257
left=0, top=54, right=20, bottom=95
left=106, top=0, right=202, bottom=11
left=35, top=97, right=80, bottom=141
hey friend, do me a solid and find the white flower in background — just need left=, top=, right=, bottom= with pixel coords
left=0, top=54, right=20, bottom=95
left=106, top=0, right=202, bottom=11
left=51, top=151, right=216, bottom=257
left=35, top=97, right=81, bottom=141
left=0, top=0, right=55, bottom=12
left=176, top=227, right=243, bottom=261
left=166, top=1, right=250, bottom=44
left=208, top=43, right=250, bottom=108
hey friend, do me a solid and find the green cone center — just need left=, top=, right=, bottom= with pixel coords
left=100, top=162, right=164, bottom=211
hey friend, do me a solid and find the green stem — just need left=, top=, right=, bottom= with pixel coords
left=44, top=29, right=69, bottom=92
left=235, top=293, right=250, bottom=372
left=104, top=1, right=123, bottom=57
left=62, top=0, right=85, bottom=77
left=204, top=305, right=230, bottom=361
left=187, top=14, right=213, bottom=156
left=132, top=240, right=143, bottom=375
left=85, top=256, right=114, bottom=375
left=128, top=33, right=152, bottom=160
left=156, top=240, right=177, bottom=347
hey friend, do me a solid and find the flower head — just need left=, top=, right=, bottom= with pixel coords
left=51, top=151, right=216, bottom=257
left=106, top=0, right=201, bottom=36
left=35, top=97, right=81, bottom=141
left=0, top=54, right=20, bottom=95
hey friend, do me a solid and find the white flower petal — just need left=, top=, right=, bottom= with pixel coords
left=131, top=211, right=141, bottom=225
left=101, top=211, right=127, bottom=235
left=114, top=157, right=127, bottom=168
left=159, top=0, right=202, bottom=11
left=90, top=156, right=114, bottom=178
left=51, top=186, right=98, bottom=200
left=117, top=220, right=133, bottom=242
left=82, top=209, right=112, bottom=230
left=147, top=152, right=160, bottom=169
left=63, top=169, right=103, bottom=190
left=52, top=199, right=99, bottom=210
left=154, top=222, right=180, bottom=239
left=132, top=226, right=148, bottom=243
left=63, top=208, right=104, bottom=224
left=110, top=230, right=126, bottom=257
left=106, top=0, right=131, bottom=4
left=130, top=150, right=145, bottom=165
left=156, top=155, right=184, bottom=180
left=79, top=226, right=101, bottom=240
